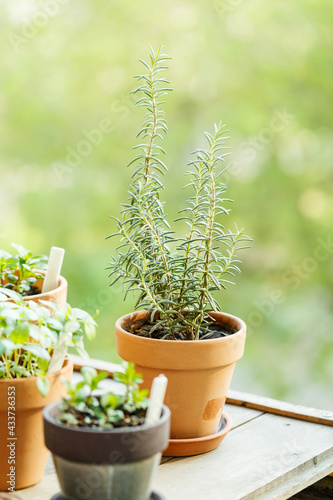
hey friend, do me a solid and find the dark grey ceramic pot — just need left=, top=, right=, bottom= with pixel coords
left=43, top=401, right=170, bottom=500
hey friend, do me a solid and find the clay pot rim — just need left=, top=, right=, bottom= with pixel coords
left=44, top=402, right=171, bottom=463
left=116, top=309, right=246, bottom=345
left=44, top=401, right=170, bottom=435
left=3, top=269, right=67, bottom=301
left=23, top=271, right=67, bottom=301
left=0, top=355, right=73, bottom=385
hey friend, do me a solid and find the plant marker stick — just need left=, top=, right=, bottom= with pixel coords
left=42, top=247, right=65, bottom=293
left=145, top=374, right=168, bottom=425
left=47, top=332, right=72, bottom=374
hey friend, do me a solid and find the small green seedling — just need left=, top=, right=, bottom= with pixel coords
left=0, top=243, right=48, bottom=295
left=0, top=288, right=97, bottom=396
left=59, top=362, right=149, bottom=428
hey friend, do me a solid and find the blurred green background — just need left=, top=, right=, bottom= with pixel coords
left=0, top=0, right=332, bottom=409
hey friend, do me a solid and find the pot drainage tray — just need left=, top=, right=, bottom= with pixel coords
left=51, top=491, right=165, bottom=500
left=163, top=411, right=232, bottom=457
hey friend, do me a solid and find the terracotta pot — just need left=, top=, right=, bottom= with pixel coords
left=0, top=356, right=73, bottom=491
left=44, top=402, right=170, bottom=500
left=115, top=310, right=246, bottom=440
left=3, top=270, right=67, bottom=309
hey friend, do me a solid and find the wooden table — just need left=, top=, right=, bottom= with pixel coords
left=8, top=358, right=333, bottom=500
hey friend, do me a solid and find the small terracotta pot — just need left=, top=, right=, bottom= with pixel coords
left=44, top=402, right=170, bottom=500
left=3, top=270, right=67, bottom=309
left=0, top=356, right=73, bottom=491
left=115, top=310, right=246, bottom=440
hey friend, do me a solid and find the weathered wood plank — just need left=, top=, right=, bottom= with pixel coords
left=7, top=368, right=332, bottom=500
left=72, top=370, right=124, bottom=395
left=227, top=390, right=333, bottom=427
left=72, top=358, right=333, bottom=427
left=154, top=412, right=333, bottom=500
left=72, top=359, right=333, bottom=428
left=290, top=475, right=333, bottom=499
left=224, top=403, right=263, bottom=429
left=71, top=354, right=122, bottom=377
left=9, top=405, right=263, bottom=499
left=242, top=449, right=333, bottom=500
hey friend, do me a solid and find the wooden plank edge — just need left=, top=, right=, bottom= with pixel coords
left=71, top=358, right=333, bottom=427
left=242, top=447, right=333, bottom=500
left=227, top=390, right=333, bottom=427
left=71, top=354, right=123, bottom=378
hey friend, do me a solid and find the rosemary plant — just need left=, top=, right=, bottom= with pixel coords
left=108, top=46, right=250, bottom=341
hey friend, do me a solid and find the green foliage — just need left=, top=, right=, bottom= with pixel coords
left=0, top=289, right=97, bottom=395
left=1, top=0, right=332, bottom=406
left=37, top=377, right=50, bottom=398
left=0, top=243, right=48, bottom=295
left=113, top=361, right=149, bottom=412
left=59, top=362, right=149, bottom=428
left=108, top=47, right=250, bottom=340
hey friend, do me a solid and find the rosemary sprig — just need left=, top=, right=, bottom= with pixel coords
left=108, top=47, right=251, bottom=340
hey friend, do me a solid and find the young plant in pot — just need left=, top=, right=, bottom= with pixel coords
left=43, top=363, right=170, bottom=500
left=0, top=289, right=97, bottom=491
left=0, top=243, right=67, bottom=308
left=108, top=47, right=250, bottom=456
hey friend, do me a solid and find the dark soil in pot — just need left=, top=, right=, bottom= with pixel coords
left=61, top=406, right=147, bottom=428
left=22, top=285, right=40, bottom=296
left=2, top=283, right=40, bottom=297
left=126, top=316, right=238, bottom=340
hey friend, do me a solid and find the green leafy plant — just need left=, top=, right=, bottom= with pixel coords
left=0, top=243, right=48, bottom=295
left=108, top=46, right=251, bottom=340
left=0, top=289, right=97, bottom=396
left=59, top=362, right=149, bottom=428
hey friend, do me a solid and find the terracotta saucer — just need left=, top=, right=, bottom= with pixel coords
left=163, top=411, right=232, bottom=457
left=51, top=491, right=165, bottom=500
